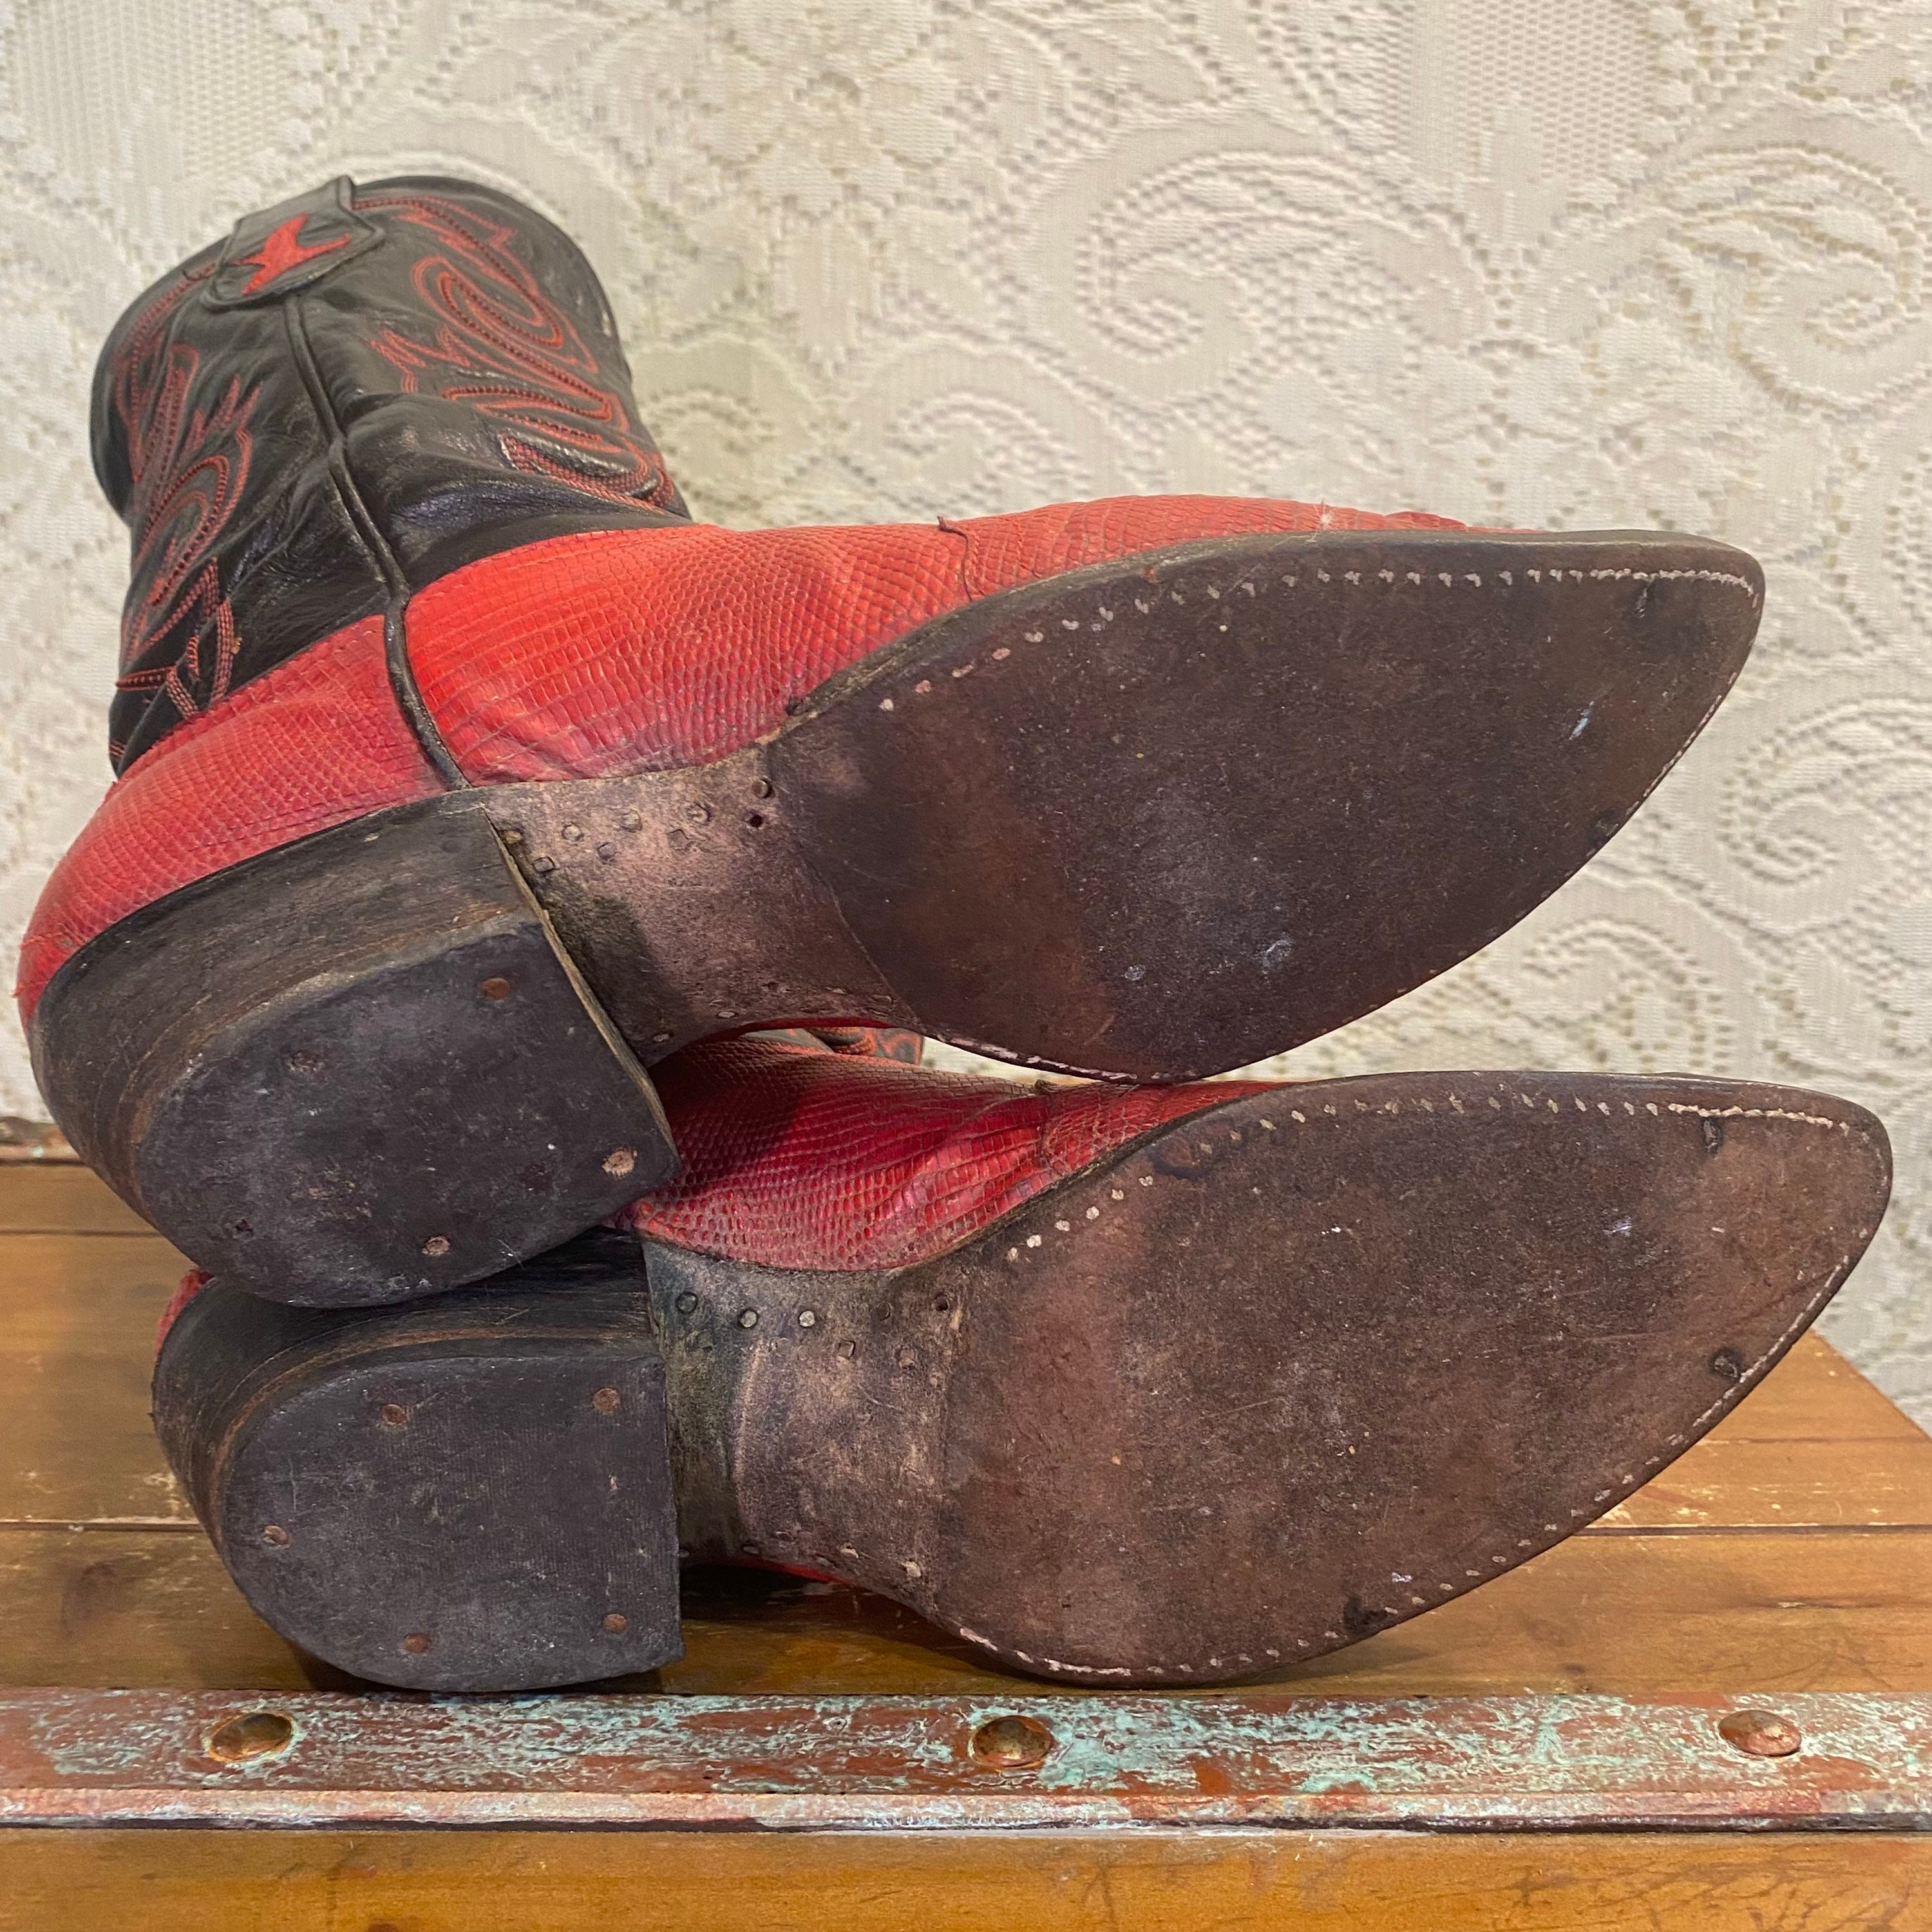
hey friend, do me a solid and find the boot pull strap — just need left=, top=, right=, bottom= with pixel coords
left=205, top=177, right=383, bottom=309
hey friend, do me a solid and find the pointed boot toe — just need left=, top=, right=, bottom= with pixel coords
left=727, top=526, right=1760, bottom=1079
left=840, top=1071, right=1888, bottom=1681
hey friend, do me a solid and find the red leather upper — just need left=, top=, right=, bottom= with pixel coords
left=156, top=1270, right=212, bottom=1350
left=622, top=1034, right=1264, bottom=1271
left=409, top=497, right=1462, bottom=782
left=18, top=618, right=441, bottom=1015
left=23, top=495, right=1459, bottom=1016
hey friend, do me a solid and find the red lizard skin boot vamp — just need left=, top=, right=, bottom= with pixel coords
left=620, top=1034, right=1262, bottom=1273
left=401, top=496, right=1461, bottom=784
left=29, top=172, right=1765, bottom=1317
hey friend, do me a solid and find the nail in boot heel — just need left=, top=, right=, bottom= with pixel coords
left=37, top=797, right=675, bottom=1307
left=153, top=1232, right=681, bottom=1691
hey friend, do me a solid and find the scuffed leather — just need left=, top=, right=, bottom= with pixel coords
left=17, top=618, right=440, bottom=1015
left=410, top=497, right=1463, bottom=782
left=622, top=1034, right=1267, bottom=1271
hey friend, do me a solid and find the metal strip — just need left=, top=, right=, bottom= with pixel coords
left=2, top=1691, right=1927, bottom=1832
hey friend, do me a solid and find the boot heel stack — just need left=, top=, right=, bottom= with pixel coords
left=153, top=1232, right=682, bottom=1692
left=32, top=796, right=675, bottom=1307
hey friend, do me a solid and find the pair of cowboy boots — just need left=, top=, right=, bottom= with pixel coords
left=26, top=176, right=1889, bottom=1692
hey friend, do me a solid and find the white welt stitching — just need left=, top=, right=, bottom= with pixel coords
left=1664, top=1101, right=1849, bottom=1132
left=875, top=561, right=1760, bottom=705
left=969, top=1078, right=1876, bottom=1679
left=1001, top=1084, right=1874, bottom=1260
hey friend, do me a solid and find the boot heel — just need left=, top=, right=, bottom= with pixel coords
left=32, top=796, right=675, bottom=1306
left=153, top=1233, right=683, bottom=1692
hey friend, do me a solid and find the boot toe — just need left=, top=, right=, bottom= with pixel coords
left=779, top=527, right=1763, bottom=1077
left=906, top=1070, right=1886, bottom=1682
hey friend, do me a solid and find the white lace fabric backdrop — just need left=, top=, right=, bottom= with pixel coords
left=0, top=0, right=1926, bottom=1417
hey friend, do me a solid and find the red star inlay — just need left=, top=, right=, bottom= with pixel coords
left=236, top=214, right=350, bottom=296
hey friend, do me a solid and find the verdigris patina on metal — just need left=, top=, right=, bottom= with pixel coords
left=3, top=1690, right=1927, bottom=1831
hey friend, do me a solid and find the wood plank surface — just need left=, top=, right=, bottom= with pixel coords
left=0, top=1235, right=194, bottom=1524
left=3, top=1828, right=1925, bottom=1931
left=7, top=1517, right=1927, bottom=1696
left=0, top=1165, right=149, bottom=1236
left=0, top=1166, right=1926, bottom=1924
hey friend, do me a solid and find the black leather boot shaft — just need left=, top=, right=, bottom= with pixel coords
left=93, top=175, right=687, bottom=772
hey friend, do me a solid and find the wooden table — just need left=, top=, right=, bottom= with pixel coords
left=1, top=1160, right=1929, bottom=1927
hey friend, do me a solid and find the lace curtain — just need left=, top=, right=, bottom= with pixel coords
left=1, top=0, right=1926, bottom=1417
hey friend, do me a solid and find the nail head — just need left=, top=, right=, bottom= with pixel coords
left=1718, top=1709, right=1802, bottom=1757
left=206, top=1710, right=296, bottom=1764
left=971, top=1714, right=1055, bottom=1770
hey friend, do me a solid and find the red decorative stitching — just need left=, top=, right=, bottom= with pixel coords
left=357, top=189, right=677, bottom=509
left=233, top=213, right=349, bottom=296
left=114, top=312, right=256, bottom=726
left=109, top=262, right=211, bottom=470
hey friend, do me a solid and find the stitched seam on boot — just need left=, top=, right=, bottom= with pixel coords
left=281, top=293, right=470, bottom=789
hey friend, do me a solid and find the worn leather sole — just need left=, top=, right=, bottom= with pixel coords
left=41, top=527, right=1760, bottom=1305
left=152, top=1070, right=1886, bottom=1693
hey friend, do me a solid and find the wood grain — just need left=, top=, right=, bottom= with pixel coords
left=0, top=1166, right=149, bottom=1236
left=0, top=1235, right=194, bottom=1524
left=1598, top=1435, right=1932, bottom=1530
left=5, top=1519, right=1928, bottom=1697
left=1691, top=1332, right=1927, bottom=1442
left=2, top=1828, right=1924, bottom=1932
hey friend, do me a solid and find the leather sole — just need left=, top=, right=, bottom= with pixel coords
left=151, top=1070, right=1887, bottom=1692
left=39, top=527, right=1760, bottom=1305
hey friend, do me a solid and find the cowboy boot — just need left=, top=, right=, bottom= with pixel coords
left=152, top=1034, right=1888, bottom=1693
left=28, top=173, right=1765, bottom=1310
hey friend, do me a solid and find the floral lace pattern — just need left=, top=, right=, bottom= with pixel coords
left=0, top=0, right=1924, bottom=1416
